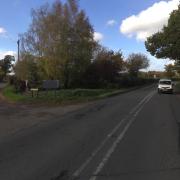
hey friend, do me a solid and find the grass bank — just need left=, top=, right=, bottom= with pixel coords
left=2, top=85, right=133, bottom=105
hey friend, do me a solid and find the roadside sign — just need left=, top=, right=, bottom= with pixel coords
left=42, top=80, right=60, bottom=90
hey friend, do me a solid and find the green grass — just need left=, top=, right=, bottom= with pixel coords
left=2, top=85, right=129, bottom=104
left=2, top=86, right=27, bottom=102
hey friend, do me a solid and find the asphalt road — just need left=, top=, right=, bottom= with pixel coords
left=1, top=85, right=180, bottom=180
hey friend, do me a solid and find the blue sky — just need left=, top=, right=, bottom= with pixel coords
left=0, top=0, right=178, bottom=70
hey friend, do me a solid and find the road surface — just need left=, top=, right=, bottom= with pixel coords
left=0, top=85, right=180, bottom=180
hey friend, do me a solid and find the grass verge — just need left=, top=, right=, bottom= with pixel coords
left=2, top=85, right=135, bottom=105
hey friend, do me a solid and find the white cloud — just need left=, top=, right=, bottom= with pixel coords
left=0, top=50, right=17, bottom=60
left=107, top=19, right=117, bottom=26
left=94, top=32, right=104, bottom=42
left=148, top=57, right=167, bottom=71
left=144, top=53, right=174, bottom=71
left=120, top=0, right=179, bottom=41
left=0, top=27, right=6, bottom=34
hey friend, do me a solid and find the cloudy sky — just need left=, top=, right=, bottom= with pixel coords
left=0, top=0, right=179, bottom=70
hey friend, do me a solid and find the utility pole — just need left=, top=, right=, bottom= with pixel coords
left=17, top=39, right=20, bottom=61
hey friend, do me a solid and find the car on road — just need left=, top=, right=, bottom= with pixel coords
left=158, top=79, right=174, bottom=94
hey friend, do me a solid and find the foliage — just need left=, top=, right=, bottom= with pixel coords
left=12, top=0, right=153, bottom=91
left=165, top=64, right=176, bottom=78
left=3, top=85, right=122, bottom=104
left=2, top=86, right=25, bottom=101
left=0, top=55, right=15, bottom=80
left=14, top=53, right=39, bottom=88
left=147, top=71, right=165, bottom=79
left=3, top=80, right=155, bottom=104
left=0, top=68, right=5, bottom=81
left=145, top=5, right=180, bottom=62
left=18, top=0, right=95, bottom=88
left=83, top=47, right=124, bottom=88
left=126, top=53, right=149, bottom=77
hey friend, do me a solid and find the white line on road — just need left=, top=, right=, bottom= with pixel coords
left=72, top=91, right=155, bottom=179
left=89, top=92, right=155, bottom=180
left=129, top=91, right=154, bottom=115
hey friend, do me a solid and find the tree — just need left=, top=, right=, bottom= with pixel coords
left=0, top=68, right=5, bottom=81
left=126, top=53, right=149, bottom=77
left=165, top=64, right=176, bottom=78
left=145, top=5, right=180, bottom=62
left=14, top=53, right=39, bottom=85
left=84, top=46, right=124, bottom=87
left=18, top=0, right=95, bottom=88
left=0, top=55, right=15, bottom=77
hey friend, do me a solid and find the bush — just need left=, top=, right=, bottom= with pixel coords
left=14, top=80, right=27, bottom=93
left=8, top=75, right=17, bottom=85
left=7, top=76, right=26, bottom=93
left=116, top=76, right=155, bottom=88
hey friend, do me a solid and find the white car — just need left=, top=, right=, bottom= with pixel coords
left=158, top=79, right=174, bottom=94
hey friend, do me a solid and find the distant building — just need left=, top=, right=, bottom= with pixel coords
left=148, top=71, right=165, bottom=79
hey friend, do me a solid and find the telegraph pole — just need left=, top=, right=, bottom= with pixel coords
left=17, top=39, right=20, bottom=61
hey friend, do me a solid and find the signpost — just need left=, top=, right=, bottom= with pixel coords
left=42, top=80, right=60, bottom=97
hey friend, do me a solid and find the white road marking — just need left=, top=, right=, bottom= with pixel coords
left=89, top=92, right=155, bottom=180
left=72, top=91, right=155, bottom=179
left=130, top=91, right=154, bottom=115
